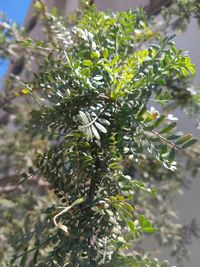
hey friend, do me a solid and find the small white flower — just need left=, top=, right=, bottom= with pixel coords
left=150, top=106, right=160, bottom=117
left=167, top=114, right=178, bottom=121
left=186, top=86, right=197, bottom=95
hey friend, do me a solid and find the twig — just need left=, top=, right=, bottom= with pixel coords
left=151, top=129, right=182, bottom=150
left=139, top=120, right=182, bottom=150
left=53, top=197, right=85, bottom=235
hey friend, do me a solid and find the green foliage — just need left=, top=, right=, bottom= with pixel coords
left=0, top=2, right=200, bottom=267
left=103, top=255, right=169, bottom=267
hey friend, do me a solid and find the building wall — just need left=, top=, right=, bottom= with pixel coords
left=95, top=0, right=148, bottom=11
left=171, top=19, right=200, bottom=267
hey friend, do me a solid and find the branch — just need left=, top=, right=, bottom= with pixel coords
left=0, top=112, right=9, bottom=125
left=0, top=185, right=25, bottom=194
left=0, top=174, right=19, bottom=186
left=0, top=174, right=50, bottom=194
left=144, top=0, right=173, bottom=16
left=25, top=15, right=38, bottom=33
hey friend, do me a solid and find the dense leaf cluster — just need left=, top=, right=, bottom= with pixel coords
left=0, top=2, right=199, bottom=267
left=10, top=6, right=197, bottom=267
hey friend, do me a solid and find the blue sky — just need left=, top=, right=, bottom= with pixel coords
left=0, top=0, right=31, bottom=79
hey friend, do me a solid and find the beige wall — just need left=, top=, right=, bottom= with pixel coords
left=172, top=19, right=200, bottom=267
left=64, top=0, right=79, bottom=15
left=95, top=0, right=148, bottom=11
